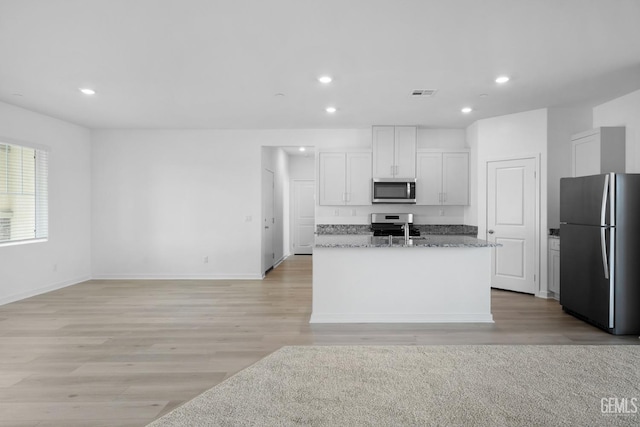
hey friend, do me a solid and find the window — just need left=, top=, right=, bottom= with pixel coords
left=0, top=141, right=49, bottom=244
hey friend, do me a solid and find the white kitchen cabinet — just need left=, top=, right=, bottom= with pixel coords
left=318, top=151, right=372, bottom=206
left=416, top=150, right=469, bottom=205
left=571, top=127, right=625, bottom=177
left=318, top=153, right=346, bottom=205
left=548, top=237, right=560, bottom=299
left=372, top=126, right=416, bottom=178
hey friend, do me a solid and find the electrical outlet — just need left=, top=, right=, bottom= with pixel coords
left=245, top=216, right=252, bottom=222
left=203, top=256, right=209, bottom=264
left=351, top=209, right=356, bottom=216
left=439, top=209, right=445, bottom=216
left=334, top=209, right=340, bottom=216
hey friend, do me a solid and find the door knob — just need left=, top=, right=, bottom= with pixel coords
left=488, top=229, right=494, bottom=234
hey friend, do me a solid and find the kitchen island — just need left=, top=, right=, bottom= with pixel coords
left=311, top=234, right=498, bottom=323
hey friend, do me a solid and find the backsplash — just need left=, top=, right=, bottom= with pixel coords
left=416, top=225, right=478, bottom=236
left=316, top=224, right=478, bottom=236
left=316, top=224, right=371, bottom=235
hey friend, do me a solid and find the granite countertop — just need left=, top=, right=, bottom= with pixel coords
left=315, top=234, right=499, bottom=248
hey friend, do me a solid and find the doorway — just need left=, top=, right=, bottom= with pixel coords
left=261, top=146, right=315, bottom=276
left=486, top=156, right=538, bottom=294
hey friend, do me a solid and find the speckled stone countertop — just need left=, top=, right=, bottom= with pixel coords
left=316, top=224, right=479, bottom=235
left=315, top=234, right=499, bottom=248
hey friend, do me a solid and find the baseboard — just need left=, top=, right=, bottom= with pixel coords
left=91, top=273, right=264, bottom=280
left=537, top=290, right=559, bottom=300
left=309, top=312, right=495, bottom=324
left=273, top=256, right=286, bottom=269
left=0, top=275, right=91, bottom=306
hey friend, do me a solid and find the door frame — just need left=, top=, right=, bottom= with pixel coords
left=290, top=179, right=315, bottom=255
left=262, top=168, right=275, bottom=276
left=485, top=153, right=541, bottom=296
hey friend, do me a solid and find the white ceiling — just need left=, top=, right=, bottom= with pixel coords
left=1, top=0, right=639, bottom=130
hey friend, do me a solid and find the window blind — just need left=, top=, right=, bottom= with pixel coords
left=0, top=142, right=49, bottom=244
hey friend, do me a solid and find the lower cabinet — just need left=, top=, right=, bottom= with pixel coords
left=548, top=237, right=560, bottom=298
left=318, top=151, right=372, bottom=206
left=416, top=150, right=469, bottom=205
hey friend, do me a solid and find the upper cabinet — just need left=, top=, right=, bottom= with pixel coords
left=372, top=126, right=417, bottom=178
left=318, top=151, right=372, bottom=206
left=416, top=150, right=469, bottom=205
left=571, top=127, right=625, bottom=177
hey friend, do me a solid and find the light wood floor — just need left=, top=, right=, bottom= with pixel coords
left=0, top=255, right=637, bottom=426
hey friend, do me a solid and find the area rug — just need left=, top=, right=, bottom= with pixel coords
left=147, top=345, right=640, bottom=426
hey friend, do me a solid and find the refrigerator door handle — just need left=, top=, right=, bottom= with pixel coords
left=600, top=174, right=609, bottom=226
left=601, top=227, right=609, bottom=280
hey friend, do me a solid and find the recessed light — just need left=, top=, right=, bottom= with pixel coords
left=79, top=88, right=96, bottom=95
left=461, top=107, right=473, bottom=114
left=325, top=106, right=337, bottom=113
left=495, top=76, right=510, bottom=84
left=479, top=93, right=489, bottom=98
left=318, top=76, right=332, bottom=84
left=274, top=93, right=285, bottom=97
left=299, top=147, right=306, bottom=152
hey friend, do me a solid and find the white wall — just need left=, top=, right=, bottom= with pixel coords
left=91, top=129, right=369, bottom=279
left=288, top=155, right=315, bottom=180
left=593, top=88, right=640, bottom=173
left=0, top=101, right=91, bottom=305
left=316, top=128, right=468, bottom=225
left=471, top=108, right=548, bottom=296
left=546, top=107, right=592, bottom=229
left=417, top=128, right=467, bottom=149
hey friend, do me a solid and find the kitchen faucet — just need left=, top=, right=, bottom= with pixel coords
left=402, top=221, right=411, bottom=246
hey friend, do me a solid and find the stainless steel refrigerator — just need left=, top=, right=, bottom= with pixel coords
left=560, top=173, right=640, bottom=335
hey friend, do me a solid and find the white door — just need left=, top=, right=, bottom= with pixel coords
left=263, top=169, right=275, bottom=273
left=372, top=126, right=395, bottom=178
left=487, top=157, right=537, bottom=294
left=442, top=152, right=469, bottom=205
left=293, top=180, right=315, bottom=255
left=394, top=126, right=417, bottom=178
left=346, top=152, right=372, bottom=205
left=416, top=152, right=442, bottom=205
left=318, top=152, right=346, bottom=205
left=572, top=133, right=600, bottom=177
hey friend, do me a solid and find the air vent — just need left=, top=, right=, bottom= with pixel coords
left=411, top=89, right=438, bottom=97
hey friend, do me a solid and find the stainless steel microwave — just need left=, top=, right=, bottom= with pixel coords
left=372, top=178, right=417, bottom=204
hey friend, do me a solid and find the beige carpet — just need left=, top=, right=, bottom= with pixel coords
left=148, top=345, right=640, bottom=426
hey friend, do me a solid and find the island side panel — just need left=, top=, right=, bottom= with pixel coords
left=311, top=246, right=493, bottom=323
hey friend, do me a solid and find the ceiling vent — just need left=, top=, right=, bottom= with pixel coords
left=411, top=89, right=438, bottom=97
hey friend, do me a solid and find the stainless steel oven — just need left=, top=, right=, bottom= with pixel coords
left=372, top=178, right=416, bottom=204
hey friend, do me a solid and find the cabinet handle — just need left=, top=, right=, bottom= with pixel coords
left=390, top=165, right=394, bottom=176
left=443, top=193, right=447, bottom=203
left=395, top=165, right=399, bottom=175
left=346, top=192, right=351, bottom=202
